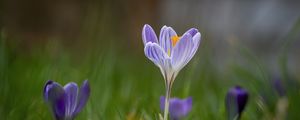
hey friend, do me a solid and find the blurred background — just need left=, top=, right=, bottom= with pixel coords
left=0, top=0, right=300, bottom=119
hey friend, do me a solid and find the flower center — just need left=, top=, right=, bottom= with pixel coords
left=167, top=35, right=181, bottom=56
left=171, top=35, right=180, bottom=47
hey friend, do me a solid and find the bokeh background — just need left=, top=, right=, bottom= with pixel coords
left=0, top=0, right=300, bottom=119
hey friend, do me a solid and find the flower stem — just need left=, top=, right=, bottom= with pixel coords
left=163, top=75, right=174, bottom=120
left=163, top=83, right=171, bottom=120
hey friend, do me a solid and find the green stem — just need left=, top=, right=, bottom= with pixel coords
left=163, top=74, right=174, bottom=120
left=163, top=83, right=171, bottom=120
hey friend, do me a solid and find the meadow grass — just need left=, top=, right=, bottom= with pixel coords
left=0, top=20, right=299, bottom=120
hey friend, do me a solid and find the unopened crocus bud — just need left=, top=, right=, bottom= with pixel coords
left=225, top=86, right=248, bottom=120
left=273, top=78, right=286, bottom=97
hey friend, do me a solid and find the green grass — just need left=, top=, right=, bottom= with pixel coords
left=0, top=21, right=300, bottom=120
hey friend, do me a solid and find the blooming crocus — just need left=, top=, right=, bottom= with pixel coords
left=142, top=24, right=201, bottom=120
left=160, top=96, right=192, bottom=120
left=225, top=86, right=248, bottom=120
left=43, top=80, right=90, bottom=120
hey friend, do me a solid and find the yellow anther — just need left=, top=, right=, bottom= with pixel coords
left=171, top=36, right=180, bottom=47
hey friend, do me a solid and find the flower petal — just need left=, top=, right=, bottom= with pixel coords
left=159, top=26, right=177, bottom=53
left=184, top=97, right=193, bottom=115
left=235, top=88, right=248, bottom=113
left=74, top=80, right=90, bottom=116
left=54, top=95, right=66, bottom=120
left=273, top=78, right=286, bottom=97
left=44, top=80, right=54, bottom=101
left=188, top=32, right=201, bottom=60
left=186, top=28, right=198, bottom=37
left=44, top=80, right=66, bottom=119
left=144, top=42, right=170, bottom=71
left=142, top=24, right=158, bottom=45
left=225, top=86, right=249, bottom=120
left=192, top=32, right=201, bottom=48
left=171, top=33, right=194, bottom=71
left=160, top=96, right=166, bottom=111
left=169, top=97, right=192, bottom=119
left=64, top=82, right=79, bottom=117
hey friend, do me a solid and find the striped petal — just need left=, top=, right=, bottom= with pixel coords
left=183, top=28, right=201, bottom=61
left=188, top=32, right=201, bottom=61
left=144, top=43, right=171, bottom=76
left=171, top=33, right=194, bottom=71
left=159, top=26, right=177, bottom=54
left=64, top=82, right=79, bottom=117
left=142, top=24, right=158, bottom=45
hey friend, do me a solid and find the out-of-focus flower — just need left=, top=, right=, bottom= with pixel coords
left=160, top=96, right=192, bottom=120
left=271, top=78, right=288, bottom=119
left=225, top=86, right=248, bottom=120
left=273, top=78, right=286, bottom=97
left=43, top=80, right=90, bottom=120
left=142, top=24, right=201, bottom=120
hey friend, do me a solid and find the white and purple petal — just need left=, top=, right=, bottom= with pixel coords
left=171, top=33, right=194, bottom=71
left=159, top=26, right=177, bottom=53
left=144, top=42, right=170, bottom=70
left=188, top=32, right=201, bottom=61
left=142, top=24, right=158, bottom=45
left=174, top=28, right=201, bottom=70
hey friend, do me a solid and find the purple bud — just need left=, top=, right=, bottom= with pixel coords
left=160, top=96, right=192, bottom=120
left=225, top=86, right=248, bottom=120
left=43, top=80, right=90, bottom=120
left=273, top=78, right=286, bottom=97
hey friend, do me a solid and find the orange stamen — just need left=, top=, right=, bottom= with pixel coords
left=171, top=36, right=180, bottom=46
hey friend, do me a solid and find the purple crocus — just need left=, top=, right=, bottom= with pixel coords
left=160, top=96, right=192, bottom=120
left=142, top=24, right=201, bottom=84
left=225, top=86, right=248, bottom=120
left=44, top=80, right=90, bottom=120
left=142, top=24, right=201, bottom=120
left=273, top=78, right=286, bottom=97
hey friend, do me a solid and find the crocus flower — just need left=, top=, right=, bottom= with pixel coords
left=273, top=78, right=286, bottom=97
left=225, top=86, right=248, bottom=120
left=143, top=24, right=201, bottom=84
left=142, top=24, right=201, bottom=120
left=160, top=96, right=192, bottom=120
left=44, top=80, right=90, bottom=120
